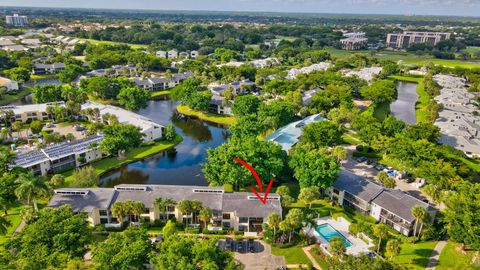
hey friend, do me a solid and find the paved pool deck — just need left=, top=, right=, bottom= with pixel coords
left=305, top=216, right=374, bottom=256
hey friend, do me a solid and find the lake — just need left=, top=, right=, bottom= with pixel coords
left=100, top=100, right=229, bottom=187
left=390, top=81, right=419, bottom=125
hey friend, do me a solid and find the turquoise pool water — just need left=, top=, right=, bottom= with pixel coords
left=316, top=223, right=352, bottom=248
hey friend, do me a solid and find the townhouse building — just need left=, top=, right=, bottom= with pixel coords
left=13, top=135, right=104, bottom=175
left=32, top=62, right=66, bottom=75
left=0, top=102, right=65, bottom=123
left=48, top=184, right=282, bottom=232
left=326, top=170, right=436, bottom=236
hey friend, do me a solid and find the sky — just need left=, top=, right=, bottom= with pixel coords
left=1, top=0, right=480, bottom=17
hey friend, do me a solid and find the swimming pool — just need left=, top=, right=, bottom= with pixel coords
left=315, top=223, right=352, bottom=248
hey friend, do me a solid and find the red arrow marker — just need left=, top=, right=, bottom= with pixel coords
left=233, top=158, right=275, bottom=204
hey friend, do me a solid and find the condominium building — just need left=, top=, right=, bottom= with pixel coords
left=433, top=75, right=480, bottom=157
left=81, top=102, right=164, bottom=142
left=48, top=184, right=282, bottom=232
left=340, top=32, right=368, bottom=50
left=5, top=14, right=28, bottom=26
left=0, top=102, right=65, bottom=123
left=386, top=31, right=451, bottom=49
left=13, top=135, right=104, bottom=175
left=326, top=170, right=436, bottom=236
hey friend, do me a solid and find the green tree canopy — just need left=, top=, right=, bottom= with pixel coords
left=100, top=124, right=143, bottom=155
left=289, top=147, right=339, bottom=189
left=117, top=86, right=151, bottom=111
left=203, top=136, right=288, bottom=190
left=301, top=120, right=343, bottom=148
left=360, top=80, right=397, bottom=104
left=231, top=95, right=261, bottom=116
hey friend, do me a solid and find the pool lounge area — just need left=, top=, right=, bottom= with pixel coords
left=305, top=216, right=374, bottom=256
left=267, top=114, right=325, bottom=151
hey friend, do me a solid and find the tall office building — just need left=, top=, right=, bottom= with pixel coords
left=5, top=14, right=29, bottom=27
left=386, top=31, right=451, bottom=49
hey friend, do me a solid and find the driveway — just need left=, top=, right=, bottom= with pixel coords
left=218, top=239, right=285, bottom=270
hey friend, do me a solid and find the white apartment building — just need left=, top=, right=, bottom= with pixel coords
left=81, top=102, right=164, bottom=142
left=386, top=31, right=451, bottom=49
left=5, top=14, right=28, bottom=26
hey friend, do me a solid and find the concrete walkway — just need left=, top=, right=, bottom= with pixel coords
left=303, top=245, right=323, bottom=270
left=425, top=241, right=447, bottom=269
left=14, top=220, right=26, bottom=234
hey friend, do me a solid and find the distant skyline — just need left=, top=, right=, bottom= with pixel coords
left=1, top=0, right=479, bottom=17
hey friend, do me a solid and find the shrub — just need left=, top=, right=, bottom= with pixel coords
left=222, top=183, right=233, bottom=193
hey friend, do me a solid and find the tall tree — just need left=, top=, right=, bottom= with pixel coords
left=15, top=172, right=51, bottom=211
left=386, top=239, right=400, bottom=259
left=301, top=121, right=344, bottom=148
left=411, top=205, right=428, bottom=237
left=298, top=187, right=321, bottom=208
left=267, top=212, right=281, bottom=237
left=373, top=224, right=389, bottom=253
left=289, top=147, right=340, bottom=189
left=329, top=237, right=346, bottom=258
left=117, top=86, right=151, bottom=111
left=199, top=207, right=213, bottom=228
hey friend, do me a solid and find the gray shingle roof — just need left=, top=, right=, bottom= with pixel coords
left=222, top=192, right=282, bottom=218
left=372, top=189, right=430, bottom=223
left=47, top=188, right=116, bottom=212
left=333, top=170, right=384, bottom=203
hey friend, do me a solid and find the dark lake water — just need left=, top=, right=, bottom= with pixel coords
left=100, top=100, right=229, bottom=187
left=390, top=81, right=419, bottom=125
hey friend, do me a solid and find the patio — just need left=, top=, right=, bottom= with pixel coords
left=304, top=216, right=374, bottom=256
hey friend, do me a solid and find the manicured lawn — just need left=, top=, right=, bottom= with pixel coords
left=177, top=105, right=236, bottom=125
left=392, top=241, right=437, bottom=270
left=30, top=74, right=56, bottom=80
left=76, top=38, right=148, bottom=49
left=437, top=241, right=476, bottom=270
left=151, top=90, right=171, bottom=99
left=326, top=48, right=480, bottom=69
left=0, top=88, right=31, bottom=106
left=309, top=246, right=330, bottom=270
left=63, top=135, right=183, bottom=185
left=271, top=245, right=310, bottom=265
left=0, top=203, right=23, bottom=248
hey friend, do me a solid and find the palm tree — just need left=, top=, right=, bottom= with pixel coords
left=131, top=201, right=146, bottom=224
left=0, top=216, right=10, bottom=235
left=15, top=172, right=52, bottom=211
left=267, top=213, right=281, bottom=237
left=111, top=202, right=128, bottom=224
left=199, top=207, right=212, bottom=229
left=373, top=224, right=389, bottom=254
left=163, top=198, right=176, bottom=221
left=386, top=239, right=401, bottom=259
left=190, top=200, right=203, bottom=225
left=154, top=197, right=165, bottom=221
left=412, top=205, right=428, bottom=237
left=177, top=199, right=192, bottom=227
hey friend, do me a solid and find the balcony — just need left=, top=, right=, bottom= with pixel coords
left=380, top=213, right=411, bottom=230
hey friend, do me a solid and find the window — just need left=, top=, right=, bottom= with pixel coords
left=223, top=222, right=231, bottom=228
left=239, top=217, right=248, bottom=223
left=239, top=225, right=247, bottom=231
left=222, top=213, right=231, bottom=219
left=100, top=218, right=108, bottom=224
left=99, top=210, right=108, bottom=216
left=111, top=217, right=118, bottom=223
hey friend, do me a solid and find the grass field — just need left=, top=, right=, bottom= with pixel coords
left=76, top=38, right=148, bottom=50
left=177, top=105, right=236, bottom=125
left=151, top=90, right=171, bottom=99
left=436, top=241, right=477, bottom=270
left=392, top=241, right=437, bottom=270
left=0, top=88, right=31, bottom=106
left=0, top=203, right=23, bottom=248
left=63, top=135, right=183, bottom=185
left=271, top=245, right=310, bottom=265
left=326, top=48, right=480, bottom=69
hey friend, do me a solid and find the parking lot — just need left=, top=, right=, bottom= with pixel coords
left=342, top=145, right=429, bottom=202
left=218, top=239, right=285, bottom=270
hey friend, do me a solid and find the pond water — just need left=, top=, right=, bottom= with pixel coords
left=390, top=81, right=419, bottom=125
left=100, top=100, right=229, bottom=187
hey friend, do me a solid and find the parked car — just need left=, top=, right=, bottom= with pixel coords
left=356, top=156, right=367, bottom=163
left=236, top=239, right=245, bottom=253
left=225, top=238, right=233, bottom=251
left=74, top=125, right=86, bottom=131
left=45, top=123, right=55, bottom=128
left=365, top=159, right=374, bottom=165
left=247, top=239, right=255, bottom=253
left=152, top=234, right=163, bottom=245
left=374, top=164, right=385, bottom=171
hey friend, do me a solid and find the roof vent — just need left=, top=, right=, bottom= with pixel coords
left=115, top=185, right=148, bottom=191
left=193, top=189, right=224, bottom=194
left=55, top=190, right=89, bottom=196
